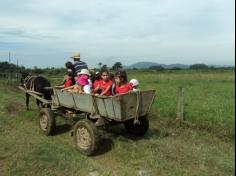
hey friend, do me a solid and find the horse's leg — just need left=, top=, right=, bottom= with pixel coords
left=26, top=93, right=30, bottom=110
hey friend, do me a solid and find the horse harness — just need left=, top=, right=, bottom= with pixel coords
left=23, top=75, right=37, bottom=91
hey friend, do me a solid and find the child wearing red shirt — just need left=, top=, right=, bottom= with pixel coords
left=94, top=69, right=112, bottom=96
left=114, top=70, right=132, bottom=94
left=63, top=75, right=73, bottom=88
left=92, top=72, right=101, bottom=89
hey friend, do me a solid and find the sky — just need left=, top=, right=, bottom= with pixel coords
left=0, top=0, right=235, bottom=68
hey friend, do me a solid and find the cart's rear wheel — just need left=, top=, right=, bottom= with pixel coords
left=74, top=120, right=99, bottom=156
left=124, top=116, right=149, bottom=136
left=39, top=108, right=56, bottom=136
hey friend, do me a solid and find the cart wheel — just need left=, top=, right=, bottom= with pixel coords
left=74, top=119, right=99, bottom=156
left=124, top=116, right=149, bottom=136
left=39, top=108, right=56, bottom=136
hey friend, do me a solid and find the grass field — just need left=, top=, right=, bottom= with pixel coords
left=0, top=70, right=235, bottom=176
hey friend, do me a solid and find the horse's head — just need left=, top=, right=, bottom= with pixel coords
left=19, top=71, right=30, bottom=86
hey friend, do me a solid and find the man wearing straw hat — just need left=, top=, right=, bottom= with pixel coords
left=71, top=52, right=88, bottom=77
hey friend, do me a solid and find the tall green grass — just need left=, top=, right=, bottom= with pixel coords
left=127, top=70, right=235, bottom=138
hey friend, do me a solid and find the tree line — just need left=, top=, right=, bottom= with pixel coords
left=0, top=61, right=124, bottom=77
left=149, top=64, right=235, bottom=71
left=0, top=61, right=234, bottom=77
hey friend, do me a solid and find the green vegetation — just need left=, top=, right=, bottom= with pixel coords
left=111, top=62, right=123, bottom=71
left=127, top=69, right=235, bottom=140
left=0, top=61, right=234, bottom=78
left=0, top=70, right=235, bottom=176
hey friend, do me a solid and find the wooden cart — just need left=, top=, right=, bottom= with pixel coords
left=19, top=86, right=156, bottom=155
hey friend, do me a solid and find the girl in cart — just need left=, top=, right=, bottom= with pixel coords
left=114, top=70, right=132, bottom=95
left=93, top=69, right=112, bottom=96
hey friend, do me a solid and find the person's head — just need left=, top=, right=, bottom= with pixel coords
left=89, top=70, right=100, bottom=83
left=114, top=70, right=128, bottom=86
left=19, top=71, right=30, bottom=86
left=100, top=69, right=110, bottom=82
left=95, top=72, right=100, bottom=81
left=70, top=52, right=81, bottom=61
left=64, top=75, right=71, bottom=81
left=76, top=69, right=90, bottom=86
left=65, top=61, right=73, bottom=69
left=65, top=61, right=74, bottom=75
left=77, top=69, right=90, bottom=78
left=130, top=79, right=139, bottom=88
left=109, top=72, right=114, bottom=80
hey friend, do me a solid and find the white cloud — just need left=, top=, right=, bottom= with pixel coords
left=0, top=0, right=235, bottom=67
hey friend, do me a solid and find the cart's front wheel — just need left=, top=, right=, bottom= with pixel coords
left=74, top=120, right=99, bottom=156
left=39, top=108, right=56, bottom=136
left=124, top=116, right=149, bottom=136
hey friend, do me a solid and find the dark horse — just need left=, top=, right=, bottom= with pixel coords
left=20, top=72, right=52, bottom=110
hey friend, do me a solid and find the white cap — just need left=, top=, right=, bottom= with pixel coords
left=130, top=79, right=139, bottom=86
left=77, top=69, right=90, bottom=76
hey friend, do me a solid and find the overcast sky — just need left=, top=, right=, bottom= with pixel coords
left=0, top=0, right=235, bottom=68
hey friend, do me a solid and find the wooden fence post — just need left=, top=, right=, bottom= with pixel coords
left=7, top=73, right=11, bottom=84
left=176, top=86, right=184, bottom=120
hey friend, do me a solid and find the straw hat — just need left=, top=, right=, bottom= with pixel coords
left=70, top=52, right=80, bottom=59
left=77, top=69, right=91, bottom=76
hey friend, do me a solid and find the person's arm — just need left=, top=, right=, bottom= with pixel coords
left=61, top=85, right=74, bottom=91
left=93, top=84, right=101, bottom=93
left=100, top=85, right=112, bottom=96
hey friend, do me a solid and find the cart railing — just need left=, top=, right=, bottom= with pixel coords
left=53, top=88, right=156, bottom=121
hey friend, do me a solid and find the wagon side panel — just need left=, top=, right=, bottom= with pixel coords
left=139, top=90, right=156, bottom=116
left=96, top=98, right=108, bottom=117
left=100, top=97, right=123, bottom=120
left=95, top=90, right=156, bottom=121
left=119, top=93, right=138, bottom=120
left=73, top=94, right=96, bottom=113
left=112, top=98, right=122, bottom=120
left=54, top=89, right=75, bottom=109
left=103, top=98, right=116, bottom=118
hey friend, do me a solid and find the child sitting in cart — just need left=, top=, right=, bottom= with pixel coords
left=129, top=79, right=139, bottom=91
left=63, top=75, right=73, bottom=88
left=62, top=69, right=91, bottom=94
left=92, top=71, right=101, bottom=93
left=114, top=70, right=132, bottom=95
left=65, top=61, right=75, bottom=84
left=93, top=69, right=113, bottom=96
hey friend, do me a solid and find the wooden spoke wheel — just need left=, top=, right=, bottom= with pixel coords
left=74, top=120, right=100, bottom=156
left=39, top=108, right=56, bottom=136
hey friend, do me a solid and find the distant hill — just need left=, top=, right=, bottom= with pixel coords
left=124, top=62, right=189, bottom=69
left=124, top=62, right=159, bottom=69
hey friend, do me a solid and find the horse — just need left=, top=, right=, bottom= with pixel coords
left=19, top=71, right=52, bottom=110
